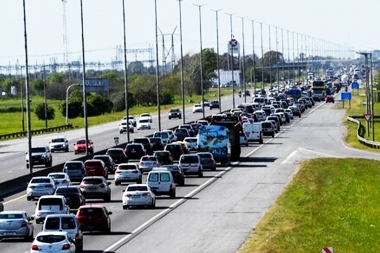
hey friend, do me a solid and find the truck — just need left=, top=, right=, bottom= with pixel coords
left=286, top=87, right=302, bottom=100
left=311, top=80, right=326, bottom=100
left=197, top=115, right=241, bottom=166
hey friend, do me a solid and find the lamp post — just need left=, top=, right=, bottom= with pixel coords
left=259, top=21, right=264, bottom=90
left=66, top=83, right=79, bottom=126
left=226, top=13, right=235, bottom=108
left=238, top=16, right=247, bottom=103
left=43, top=64, right=48, bottom=128
left=250, top=19, right=256, bottom=95
left=357, top=52, right=372, bottom=138
left=194, top=4, right=205, bottom=119
left=122, top=0, right=130, bottom=142
left=275, top=26, right=279, bottom=89
left=22, top=0, right=32, bottom=176
left=79, top=0, right=89, bottom=156
left=178, top=0, right=186, bottom=124
left=154, top=0, right=161, bottom=131
left=211, top=8, right=222, bottom=113
left=268, top=24, right=272, bottom=89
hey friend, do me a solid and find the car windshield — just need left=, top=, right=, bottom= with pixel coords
left=142, top=156, right=157, bottom=161
left=127, top=186, right=148, bottom=191
left=31, top=178, right=51, bottom=184
left=0, top=213, right=23, bottom=219
left=83, top=178, right=103, bottom=184
left=49, top=174, right=65, bottom=179
left=52, top=138, right=65, bottom=143
left=56, top=187, right=80, bottom=194
left=139, top=119, right=149, bottom=123
left=31, top=147, right=46, bottom=153
left=118, top=165, right=137, bottom=170
left=37, top=235, right=66, bottom=243
left=181, top=156, right=199, bottom=163
left=79, top=208, right=103, bottom=216
left=198, top=153, right=212, bottom=159
left=65, top=162, right=83, bottom=169
left=76, top=140, right=90, bottom=145
left=107, top=150, right=123, bottom=155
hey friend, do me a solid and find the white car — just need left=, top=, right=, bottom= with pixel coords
left=140, top=113, right=152, bottom=123
left=137, top=119, right=151, bottom=130
left=47, top=172, right=72, bottom=188
left=192, top=104, right=203, bottom=113
left=30, top=231, right=76, bottom=253
left=114, top=163, right=142, bottom=185
left=122, top=115, right=137, bottom=127
left=49, top=137, right=69, bottom=152
left=153, top=131, right=171, bottom=145
left=119, top=120, right=134, bottom=133
left=122, top=184, right=156, bottom=209
left=183, top=137, right=198, bottom=151
left=163, top=129, right=177, bottom=142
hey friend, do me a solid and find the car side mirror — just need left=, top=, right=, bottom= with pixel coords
left=29, top=216, right=34, bottom=221
left=122, top=190, right=125, bottom=192
left=107, top=182, right=111, bottom=185
left=108, top=212, right=113, bottom=215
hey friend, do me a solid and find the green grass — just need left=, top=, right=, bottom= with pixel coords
left=239, top=158, right=380, bottom=253
left=0, top=88, right=233, bottom=135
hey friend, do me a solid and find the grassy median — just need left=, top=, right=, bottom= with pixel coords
left=239, top=158, right=380, bottom=253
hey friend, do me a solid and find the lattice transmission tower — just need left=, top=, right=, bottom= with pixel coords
left=62, top=0, right=69, bottom=67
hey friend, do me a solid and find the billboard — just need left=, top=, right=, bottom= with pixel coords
left=80, top=78, right=109, bottom=92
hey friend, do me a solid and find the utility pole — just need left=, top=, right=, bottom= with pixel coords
left=178, top=0, right=185, bottom=124
left=194, top=4, right=205, bottom=119
left=211, top=8, right=222, bottom=113
left=226, top=13, right=235, bottom=108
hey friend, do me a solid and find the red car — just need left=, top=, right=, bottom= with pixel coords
left=84, top=159, right=108, bottom=179
left=74, top=138, right=94, bottom=154
left=76, top=205, right=112, bottom=233
left=325, top=95, right=335, bottom=103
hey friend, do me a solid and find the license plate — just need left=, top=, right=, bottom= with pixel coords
left=87, top=187, right=97, bottom=190
left=87, top=225, right=94, bottom=229
left=133, top=195, right=141, bottom=198
left=4, top=232, right=15, bottom=235
left=131, top=150, right=136, bottom=153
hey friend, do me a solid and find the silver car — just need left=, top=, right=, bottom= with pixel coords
left=26, top=176, right=56, bottom=201
left=122, top=184, right=156, bottom=209
left=79, top=176, right=111, bottom=202
left=114, top=163, right=142, bottom=185
left=48, top=172, right=72, bottom=188
left=0, top=211, right=34, bottom=241
left=138, top=155, right=160, bottom=173
left=62, top=161, right=87, bottom=182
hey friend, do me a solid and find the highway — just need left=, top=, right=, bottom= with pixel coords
left=1, top=92, right=380, bottom=253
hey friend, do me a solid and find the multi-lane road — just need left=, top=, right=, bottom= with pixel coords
left=1, top=93, right=379, bottom=253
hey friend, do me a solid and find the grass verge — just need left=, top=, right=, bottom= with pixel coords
left=239, top=158, right=380, bottom=253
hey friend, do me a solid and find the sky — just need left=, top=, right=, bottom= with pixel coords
left=0, top=0, right=379, bottom=72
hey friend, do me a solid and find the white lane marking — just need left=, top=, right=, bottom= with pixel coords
left=281, top=150, right=298, bottom=164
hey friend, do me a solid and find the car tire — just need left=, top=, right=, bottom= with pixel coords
left=76, top=242, right=83, bottom=253
left=65, top=148, right=69, bottom=152
left=272, top=133, right=275, bottom=138
left=170, top=190, right=176, bottom=199
left=179, top=116, right=182, bottom=119
left=150, top=201, right=156, bottom=209
left=245, top=142, right=248, bottom=147
left=115, top=181, right=120, bottom=186
left=259, top=138, right=263, bottom=144
left=106, top=225, right=111, bottom=234
left=123, top=205, right=128, bottom=210
left=137, top=178, right=142, bottom=184
left=198, top=169, right=203, bottom=178
left=27, top=196, right=32, bottom=201
left=180, top=178, right=185, bottom=186
left=104, top=193, right=111, bottom=202
left=169, top=117, right=171, bottom=120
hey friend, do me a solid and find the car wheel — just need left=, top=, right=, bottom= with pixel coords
left=106, top=225, right=111, bottom=234
left=65, top=148, right=69, bottom=152
left=150, top=200, right=156, bottom=209
left=123, top=205, right=128, bottom=210
left=179, top=116, right=182, bottom=119
left=245, top=142, right=248, bottom=147
left=115, top=181, right=120, bottom=186
left=272, top=133, right=275, bottom=138
left=27, top=196, right=32, bottom=201
left=259, top=138, right=263, bottom=144
left=137, top=178, right=142, bottom=184
left=169, top=117, right=171, bottom=120
left=105, top=193, right=111, bottom=202
left=170, top=190, right=176, bottom=199
left=198, top=169, right=203, bottom=178
left=180, top=178, right=185, bottom=186
left=76, top=242, right=83, bottom=253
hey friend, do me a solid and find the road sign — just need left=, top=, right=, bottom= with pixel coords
left=341, top=92, right=351, bottom=101
left=322, top=247, right=333, bottom=253
left=352, top=81, right=359, bottom=90
left=229, top=39, right=238, bottom=47
left=364, top=114, right=372, bottom=122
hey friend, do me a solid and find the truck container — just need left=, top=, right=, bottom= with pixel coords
left=197, top=115, right=241, bottom=165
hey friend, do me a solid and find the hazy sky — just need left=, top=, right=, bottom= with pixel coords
left=0, top=0, right=378, bottom=69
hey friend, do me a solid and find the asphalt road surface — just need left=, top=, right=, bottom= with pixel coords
left=1, top=93, right=380, bottom=253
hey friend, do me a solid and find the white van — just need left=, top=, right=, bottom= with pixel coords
left=242, top=122, right=263, bottom=144
left=34, top=195, right=70, bottom=224
left=146, top=170, right=176, bottom=198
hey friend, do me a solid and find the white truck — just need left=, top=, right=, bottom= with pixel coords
left=242, top=122, right=263, bottom=144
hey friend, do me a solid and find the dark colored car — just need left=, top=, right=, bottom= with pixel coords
left=164, top=143, right=184, bottom=160
left=325, top=95, right=335, bottom=103
left=261, top=121, right=275, bottom=138
left=289, top=105, right=301, bottom=118
left=105, top=148, right=128, bottom=164
left=124, top=143, right=146, bottom=160
left=160, top=165, right=185, bottom=186
left=153, top=150, right=173, bottom=165
left=209, top=100, right=220, bottom=109
left=179, top=124, right=194, bottom=137
left=197, top=152, right=216, bottom=171
left=134, top=137, right=153, bottom=155
left=174, top=128, right=189, bottom=141
left=168, top=108, right=182, bottom=119
left=54, top=186, right=86, bottom=209
left=63, top=161, right=87, bottom=182
left=149, top=137, right=164, bottom=151
left=76, top=205, right=112, bottom=233
left=93, top=155, right=116, bottom=174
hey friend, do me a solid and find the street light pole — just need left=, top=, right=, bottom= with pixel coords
left=79, top=0, right=89, bottom=157
left=250, top=19, right=256, bottom=95
left=268, top=24, right=272, bottom=88
left=238, top=16, right=247, bottom=103
left=178, top=0, right=186, bottom=124
left=211, top=8, right=222, bottom=113
left=259, top=21, right=264, bottom=90
left=66, top=83, right=79, bottom=126
left=194, top=4, right=205, bottom=119
left=226, top=13, right=235, bottom=108
left=122, top=0, right=130, bottom=142
left=22, top=0, right=32, bottom=176
left=154, top=0, right=161, bottom=131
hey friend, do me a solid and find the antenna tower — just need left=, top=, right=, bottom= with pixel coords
left=62, top=0, right=69, bottom=67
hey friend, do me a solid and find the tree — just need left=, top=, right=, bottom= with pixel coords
left=31, top=78, right=45, bottom=96
left=1, top=78, right=19, bottom=93
left=129, top=75, right=157, bottom=106
left=261, top=51, right=284, bottom=67
left=35, top=103, right=55, bottom=120
left=46, top=72, right=65, bottom=85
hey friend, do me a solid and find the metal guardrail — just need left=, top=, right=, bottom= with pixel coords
left=347, top=116, right=380, bottom=149
left=0, top=124, right=73, bottom=140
